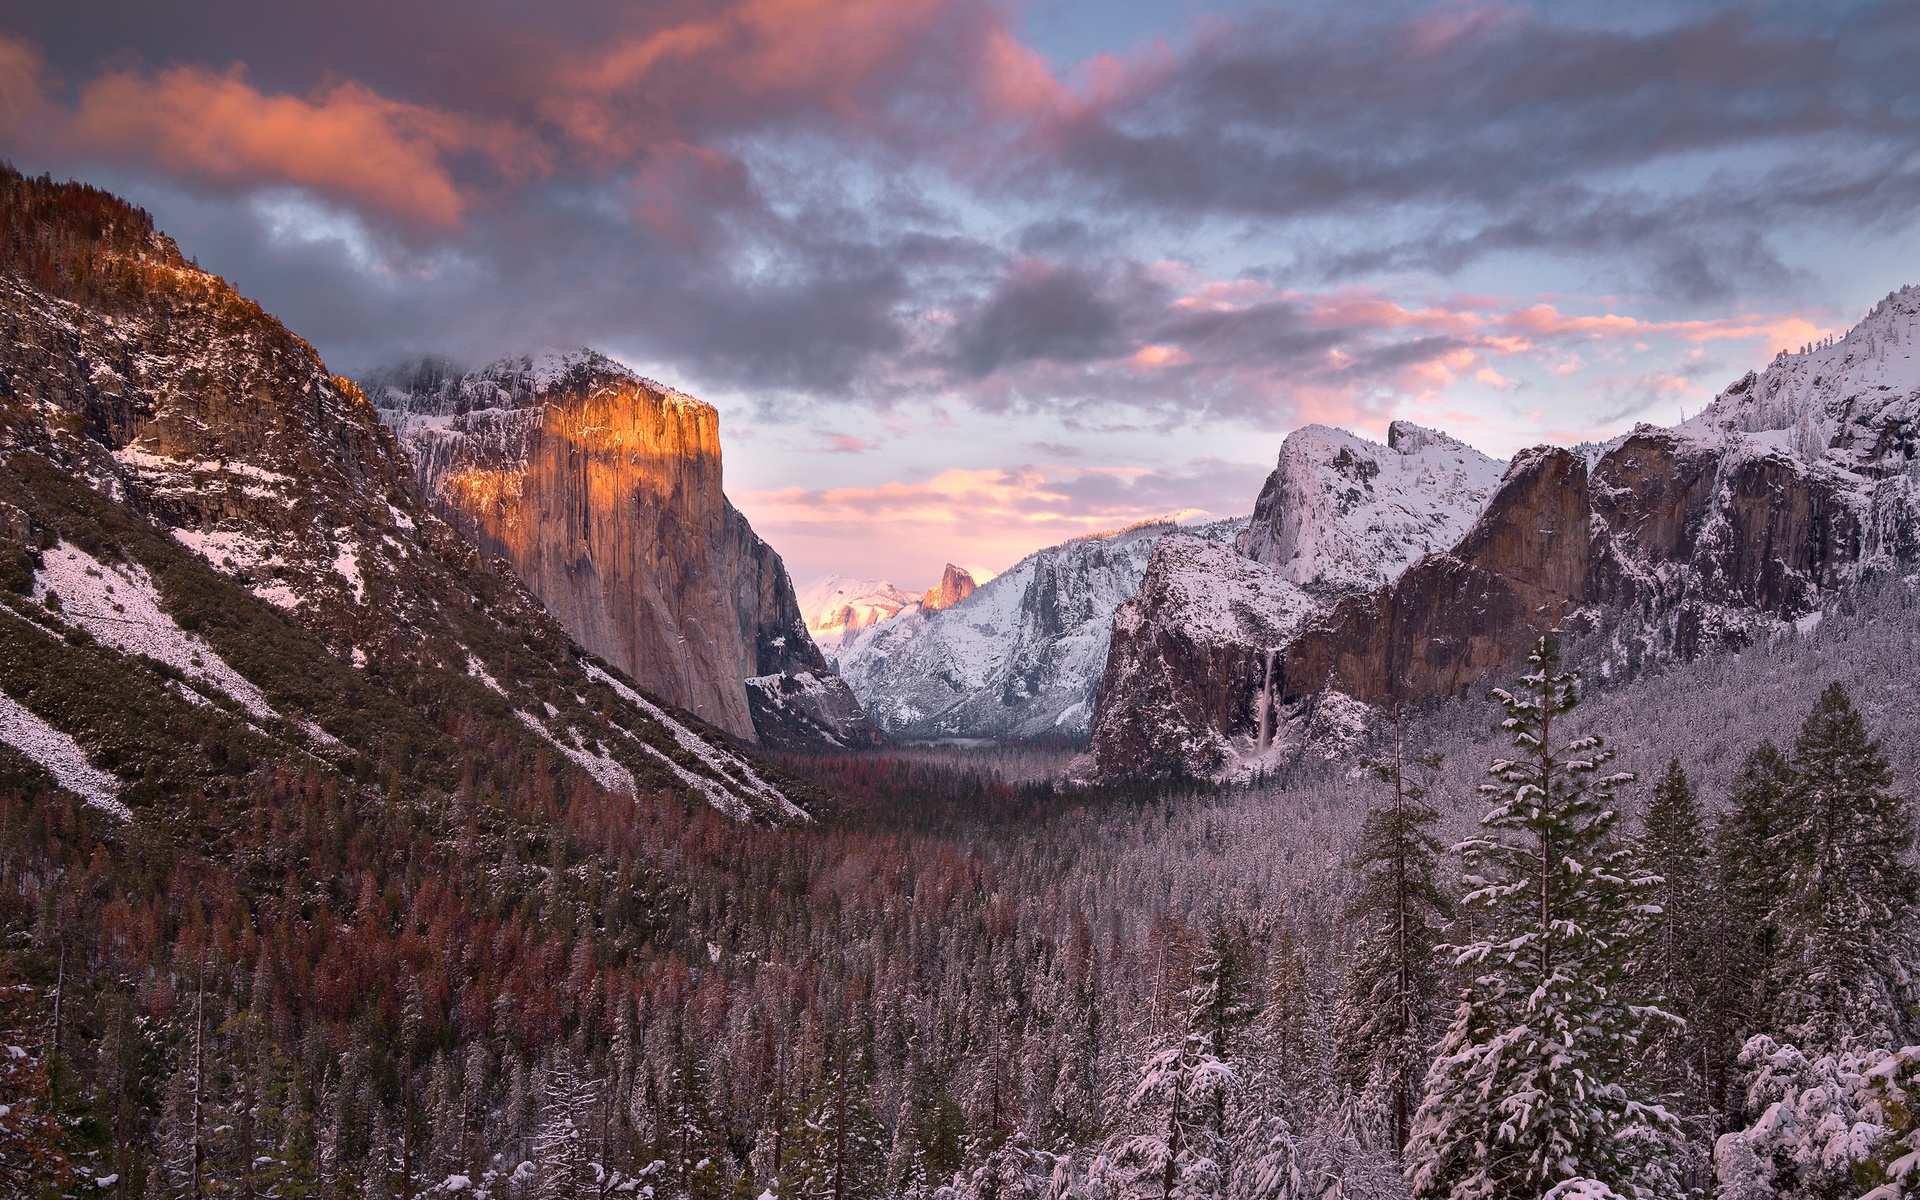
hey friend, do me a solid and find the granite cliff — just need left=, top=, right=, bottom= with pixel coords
left=1088, top=289, right=1920, bottom=778
left=366, top=354, right=879, bottom=749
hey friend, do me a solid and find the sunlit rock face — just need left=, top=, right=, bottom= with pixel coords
left=920, top=564, right=977, bottom=611
left=366, top=351, right=878, bottom=746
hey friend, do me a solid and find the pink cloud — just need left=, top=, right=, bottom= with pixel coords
left=1, top=36, right=536, bottom=226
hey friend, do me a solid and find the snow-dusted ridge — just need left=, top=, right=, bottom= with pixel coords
left=583, top=664, right=808, bottom=823
left=1235, top=421, right=1505, bottom=599
left=835, top=516, right=1247, bottom=740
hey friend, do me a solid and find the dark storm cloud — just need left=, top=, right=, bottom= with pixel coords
left=1037, top=6, right=1917, bottom=219
left=952, top=263, right=1129, bottom=377
left=1, top=0, right=1916, bottom=420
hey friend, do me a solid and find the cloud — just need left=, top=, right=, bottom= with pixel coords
left=952, top=261, right=1128, bottom=377
left=0, top=38, right=537, bottom=226
left=0, top=1, right=1909, bottom=438
left=733, top=456, right=1267, bottom=582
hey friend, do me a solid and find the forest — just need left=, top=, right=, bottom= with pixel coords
left=6, top=579, right=1920, bottom=1200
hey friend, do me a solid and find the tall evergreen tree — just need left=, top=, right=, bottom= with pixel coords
left=1334, top=723, right=1451, bottom=1156
left=1768, top=682, right=1918, bottom=1051
left=1406, top=637, right=1680, bottom=1200
left=1713, top=741, right=1794, bottom=1050
left=1634, top=759, right=1715, bottom=1106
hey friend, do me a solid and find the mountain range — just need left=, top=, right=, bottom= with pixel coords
left=9, top=160, right=1920, bottom=792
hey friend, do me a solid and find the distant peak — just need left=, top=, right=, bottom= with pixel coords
left=921, top=564, right=978, bottom=611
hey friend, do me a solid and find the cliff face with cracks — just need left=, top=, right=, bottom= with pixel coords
left=1272, top=427, right=1877, bottom=713
left=367, top=353, right=879, bottom=748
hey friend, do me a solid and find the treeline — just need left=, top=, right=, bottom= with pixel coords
left=4, top=636, right=1918, bottom=1199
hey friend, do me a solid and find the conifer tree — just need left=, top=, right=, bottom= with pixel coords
left=1258, top=928, right=1314, bottom=1093
left=533, top=1050, right=604, bottom=1200
left=1094, top=920, right=1299, bottom=1200
left=1768, top=682, right=1918, bottom=1051
left=1712, top=737, right=1796, bottom=1091
left=1634, top=759, right=1715, bottom=1108
left=1334, top=723, right=1451, bottom=1156
left=1406, top=637, right=1680, bottom=1200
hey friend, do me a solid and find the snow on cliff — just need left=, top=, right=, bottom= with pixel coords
left=1235, top=420, right=1505, bottom=598
left=1684, top=285, right=1920, bottom=470
left=801, top=576, right=923, bottom=659
left=834, top=517, right=1246, bottom=740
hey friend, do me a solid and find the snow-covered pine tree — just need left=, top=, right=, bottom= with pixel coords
left=1634, top=759, right=1717, bottom=1112
left=1768, top=682, right=1919, bottom=1052
left=1334, top=722, right=1451, bottom=1156
left=1103, top=1023, right=1234, bottom=1200
left=1257, top=928, right=1314, bottom=1094
left=1406, top=636, right=1680, bottom=1200
left=1092, top=917, right=1300, bottom=1200
left=532, top=1049, right=603, bottom=1200
left=1709, top=741, right=1795, bottom=1119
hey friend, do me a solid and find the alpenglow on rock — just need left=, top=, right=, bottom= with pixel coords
left=920, top=564, right=978, bottom=611
left=830, top=518, right=1244, bottom=741
left=0, top=166, right=810, bottom=823
left=801, top=576, right=924, bottom=660
left=365, top=353, right=880, bottom=749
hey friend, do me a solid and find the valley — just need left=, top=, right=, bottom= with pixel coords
left=4, top=165, right=1920, bottom=1200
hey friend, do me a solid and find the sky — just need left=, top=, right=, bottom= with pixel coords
left=2, top=1, right=1917, bottom=589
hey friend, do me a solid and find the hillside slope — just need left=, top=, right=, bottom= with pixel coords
left=0, top=167, right=812, bottom=824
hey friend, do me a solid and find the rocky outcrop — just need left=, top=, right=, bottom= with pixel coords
left=365, top=353, right=880, bottom=748
left=921, top=564, right=977, bottom=611
left=1275, top=420, right=1890, bottom=714
left=1086, top=535, right=1315, bottom=776
left=1272, top=445, right=1607, bottom=707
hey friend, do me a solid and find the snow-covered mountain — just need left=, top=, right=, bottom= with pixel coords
left=1091, top=287, right=1920, bottom=779
left=1235, top=421, right=1505, bottom=598
left=834, top=517, right=1245, bottom=741
left=1090, top=421, right=1505, bottom=776
left=801, top=576, right=923, bottom=659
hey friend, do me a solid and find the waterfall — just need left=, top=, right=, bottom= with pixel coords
left=1255, top=649, right=1277, bottom=753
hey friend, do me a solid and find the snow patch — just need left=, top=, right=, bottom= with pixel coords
left=583, top=663, right=807, bottom=822
left=331, top=539, right=365, bottom=604
left=34, top=542, right=278, bottom=720
left=466, top=654, right=507, bottom=697
left=514, top=711, right=637, bottom=796
left=0, top=690, right=126, bottom=818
